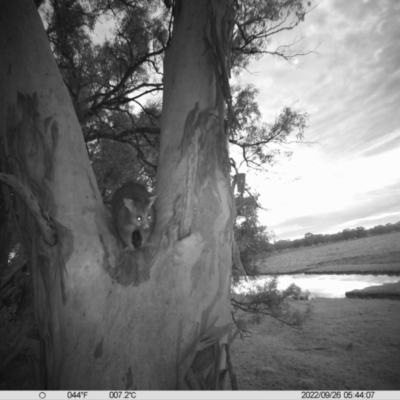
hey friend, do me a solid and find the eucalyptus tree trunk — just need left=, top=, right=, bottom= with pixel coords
left=0, top=0, right=234, bottom=390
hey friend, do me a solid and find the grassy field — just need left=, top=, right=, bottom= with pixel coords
left=345, top=280, right=400, bottom=299
left=251, top=232, right=400, bottom=275
left=231, top=298, right=400, bottom=390
left=230, top=232, right=400, bottom=390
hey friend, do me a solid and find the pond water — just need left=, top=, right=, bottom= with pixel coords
left=236, top=274, right=400, bottom=298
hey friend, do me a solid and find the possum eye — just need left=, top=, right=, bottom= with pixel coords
left=137, top=216, right=142, bottom=221
left=147, top=215, right=152, bottom=220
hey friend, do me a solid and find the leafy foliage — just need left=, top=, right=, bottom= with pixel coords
left=234, top=192, right=273, bottom=258
left=88, top=101, right=161, bottom=198
left=230, top=84, right=309, bottom=171
left=232, top=0, right=313, bottom=71
left=283, top=283, right=310, bottom=300
left=43, top=0, right=166, bottom=177
left=231, top=277, right=312, bottom=339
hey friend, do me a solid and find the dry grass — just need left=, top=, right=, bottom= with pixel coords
left=231, top=298, right=400, bottom=390
left=231, top=232, right=400, bottom=390
left=251, top=232, right=400, bottom=275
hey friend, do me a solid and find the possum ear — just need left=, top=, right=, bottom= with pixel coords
left=123, top=198, right=135, bottom=213
left=148, top=195, right=157, bottom=208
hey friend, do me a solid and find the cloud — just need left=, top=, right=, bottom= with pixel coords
left=361, top=131, right=400, bottom=157
left=241, top=0, right=400, bottom=240
left=264, top=175, right=400, bottom=240
left=249, top=1, right=400, bottom=152
left=270, top=201, right=400, bottom=240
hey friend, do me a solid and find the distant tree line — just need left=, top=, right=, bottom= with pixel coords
left=272, top=221, right=400, bottom=251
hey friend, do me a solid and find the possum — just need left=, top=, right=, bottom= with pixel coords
left=111, top=182, right=156, bottom=250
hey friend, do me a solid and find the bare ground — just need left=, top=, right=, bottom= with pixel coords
left=231, top=298, right=400, bottom=390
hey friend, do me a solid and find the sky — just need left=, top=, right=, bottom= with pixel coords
left=237, top=0, right=400, bottom=241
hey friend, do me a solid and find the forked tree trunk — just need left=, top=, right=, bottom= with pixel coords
left=0, top=0, right=234, bottom=389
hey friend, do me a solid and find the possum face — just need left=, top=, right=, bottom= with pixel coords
left=123, top=198, right=155, bottom=231
left=122, top=197, right=156, bottom=248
